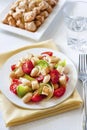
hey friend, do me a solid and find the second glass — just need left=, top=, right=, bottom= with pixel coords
left=63, top=1, right=87, bottom=53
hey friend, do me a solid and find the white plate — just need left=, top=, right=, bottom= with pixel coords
left=0, top=48, right=78, bottom=109
left=0, top=0, right=66, bottom=40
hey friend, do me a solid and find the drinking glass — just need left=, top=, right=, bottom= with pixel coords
left=63, top=1, right=87, bottom=53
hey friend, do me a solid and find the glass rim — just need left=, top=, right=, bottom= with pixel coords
left=63, top=1, right=87, bottom=18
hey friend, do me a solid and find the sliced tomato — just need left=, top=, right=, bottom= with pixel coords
left=36, top=75, right=44, bottom=82
left=11, top=64, right=16, bottom=71
left=31, top=93, right=45, bottom=102
left=22, top=60, right=34, bottom=74
left=50, top=69, right=60, bottom=84
left=53, top=87, right=66, bottom=98
left=12, top=78, right=22, bottom=84
left=41, top=51, right=53, bottom=56
left=10, top=83, right=18, bottom=95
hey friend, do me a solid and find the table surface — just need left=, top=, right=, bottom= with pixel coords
left=0, top=0, right=84, bottom=130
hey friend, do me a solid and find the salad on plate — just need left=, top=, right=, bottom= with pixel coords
left=9, top=51, right=69, bottom=104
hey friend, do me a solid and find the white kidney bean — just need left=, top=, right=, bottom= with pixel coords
left=22, top=92, right=33, bottom=103
left=30, top=67, right=39, bottom=77
left=43, top=74, right=50, bottom=83
left=59, top=75, right=66, bottom=85
left=63, top=66, right=70, bottom=74
left=15, top=66, right=24, bottom=77
left=48, top=56, right=59, bottom=63
left=41, top=67, right=50, bottom=75
left=31, top=80, right=39, bottom=90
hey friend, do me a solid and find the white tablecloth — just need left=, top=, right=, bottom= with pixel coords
left=0, top=0, right=83, bottom=130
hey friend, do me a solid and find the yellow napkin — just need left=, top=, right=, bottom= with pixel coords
left=0, top=39, right=82, bottom=127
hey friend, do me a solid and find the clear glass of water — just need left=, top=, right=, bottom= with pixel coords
left=63, top=1, right=87, bottom=53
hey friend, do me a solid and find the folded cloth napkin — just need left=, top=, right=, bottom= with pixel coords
left=0, top=39, right=82, bottom=127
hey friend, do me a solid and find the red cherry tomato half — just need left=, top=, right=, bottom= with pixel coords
left=41, top=51, right=53, bottom=56
left=31, top=93, right=45, bottom=102
left=10, top=83, right=18, bottom=95
left=36, top=75, right=44, bottom=82
left=22, top=60, right=34, bottom=74
left=53, top=87, right=66, bottom=98
left=12, top=78, right=22, bottom=84
left=50, top=69, right=60, bottom=84
left=11, top=64, right=16, bottom=71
